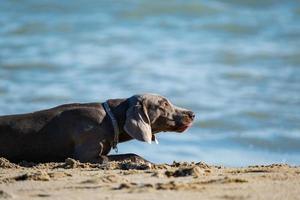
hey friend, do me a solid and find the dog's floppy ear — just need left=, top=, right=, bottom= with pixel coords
left=124, top=96, right=152, bottom=143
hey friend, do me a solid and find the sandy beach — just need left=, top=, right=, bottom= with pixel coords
left=0, top=157, right=299, bottom=200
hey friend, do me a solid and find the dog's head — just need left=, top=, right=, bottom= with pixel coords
left=124, top=94, right=195, bottom=143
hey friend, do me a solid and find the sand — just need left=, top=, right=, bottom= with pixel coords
left=0, top=157, right=299, bottom=200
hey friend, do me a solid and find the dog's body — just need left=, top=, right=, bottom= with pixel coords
left=0, top=94, right=194, bottom=163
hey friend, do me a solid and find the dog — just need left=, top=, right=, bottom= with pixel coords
left=0, top=94, right=195, bottom=163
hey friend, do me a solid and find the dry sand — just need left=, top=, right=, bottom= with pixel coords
left=0, top=157, right=299, bottom=200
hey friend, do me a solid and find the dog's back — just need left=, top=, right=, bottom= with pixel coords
left=0, top=103, right=98, bottom=162
left=0, top=108, right=60, bottom=162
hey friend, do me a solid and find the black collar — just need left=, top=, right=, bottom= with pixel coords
left=103, top=101, right=120, bottom=152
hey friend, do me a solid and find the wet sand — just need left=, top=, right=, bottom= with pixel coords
left=0, top=157, right=299, bottom=200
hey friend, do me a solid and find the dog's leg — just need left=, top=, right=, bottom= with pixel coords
left=74, top=142, right=109, bottom=164
left=107, top=153, right=152, bottom=164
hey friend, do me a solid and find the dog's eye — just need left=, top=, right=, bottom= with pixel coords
left=163, top=102, right=169, bottom=107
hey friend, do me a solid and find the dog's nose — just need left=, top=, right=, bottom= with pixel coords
left=187, top=111, right=195, bottom=120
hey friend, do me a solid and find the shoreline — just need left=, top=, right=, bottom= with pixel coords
left=1, top=157, right=299, bottom=200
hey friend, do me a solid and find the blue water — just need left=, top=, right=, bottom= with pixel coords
left=0, top=0, right=300, bottom=166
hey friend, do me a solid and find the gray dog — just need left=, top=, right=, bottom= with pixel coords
left=0, top=94, right=195, bottom=163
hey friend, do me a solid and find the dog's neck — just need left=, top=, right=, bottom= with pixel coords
left=106, top=98, right=133, bottom=143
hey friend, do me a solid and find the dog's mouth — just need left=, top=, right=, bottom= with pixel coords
left=176, top=122, right=193, bottom=132
left=151, top=122, right=193, bottom=144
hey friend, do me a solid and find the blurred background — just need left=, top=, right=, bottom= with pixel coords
left=0, top=0, right=299, bottom=166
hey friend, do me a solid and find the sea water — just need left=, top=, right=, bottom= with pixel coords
left=0, top=0, right=300, bottom=166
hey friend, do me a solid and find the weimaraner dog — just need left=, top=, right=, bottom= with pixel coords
left=0, top=94, right=195, bottom=163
